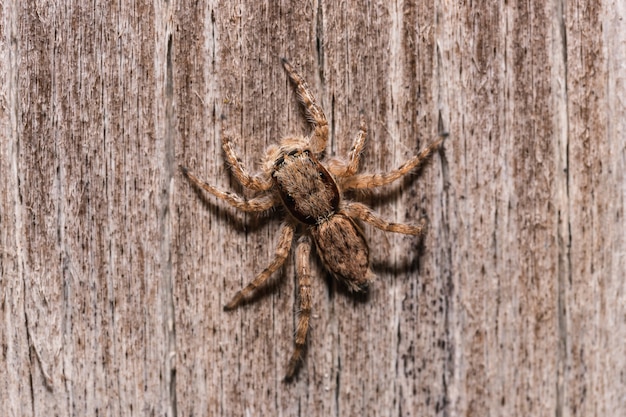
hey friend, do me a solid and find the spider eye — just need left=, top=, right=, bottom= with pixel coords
left=284, top=192, right=296, bottom=206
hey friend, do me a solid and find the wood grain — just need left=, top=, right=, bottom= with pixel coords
left=1, top=1, right=624, bottom=416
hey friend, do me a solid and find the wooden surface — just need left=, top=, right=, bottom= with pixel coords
left=1, top=1, right=625, bottom=416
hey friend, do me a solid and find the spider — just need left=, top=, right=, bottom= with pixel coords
left=180, top=58, right=445, bottom=380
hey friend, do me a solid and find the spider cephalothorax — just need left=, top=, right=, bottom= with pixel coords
left=181, top=58, right=444, bottom=380
left=272, top=145, right=340, bottom=225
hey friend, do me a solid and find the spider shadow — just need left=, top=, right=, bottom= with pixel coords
left=347, top=162, right=433, bottom=212
left=323, top=274, right=372, bottom=305
left=185, top=180, right=277, bottom=234
left=369, top=235, right=426, bottom=280
left=353, top=131, right=448, bottom=209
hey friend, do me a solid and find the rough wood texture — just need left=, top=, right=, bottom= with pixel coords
left=1, top=1, right=624, bottom=416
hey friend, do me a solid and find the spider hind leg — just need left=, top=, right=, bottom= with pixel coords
left=285, top=235, right=313, bottom=380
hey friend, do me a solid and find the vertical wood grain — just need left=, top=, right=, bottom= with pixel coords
left=1, top=0, right=624, bottom=416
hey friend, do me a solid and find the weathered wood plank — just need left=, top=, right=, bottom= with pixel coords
left=563, top=1, right=626, bottom=415
left=2, top=1, right=175, bottom=415
left=1, top=1, right=624, bottom=416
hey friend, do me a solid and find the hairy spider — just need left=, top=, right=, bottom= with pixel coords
left=180, top=58, right=444, bottom=380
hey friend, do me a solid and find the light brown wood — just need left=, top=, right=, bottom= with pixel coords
left=1, top=1, right=624, bottom=416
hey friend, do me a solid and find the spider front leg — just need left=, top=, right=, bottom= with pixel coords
left=222, top=134, right=273, bottom=191
left=180, top=166, right=276, bottom=212
left=343, top=135, right=444, bottom=190
left=282, top=58, right=328, bottom=154
left=224, top=222, right=295, bottom=310
left=343, top=202, right=427, bottom=236
left=327, top=112, right=367, bottom=178
left=285, top=235, right=313, bottom=380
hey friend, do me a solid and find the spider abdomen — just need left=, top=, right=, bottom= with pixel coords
left=310, top=213, right=375, bottom=292
left=272, top=149, right=340, bottom=224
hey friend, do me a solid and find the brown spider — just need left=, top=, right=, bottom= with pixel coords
left=180, top=58, right=444, bottom=380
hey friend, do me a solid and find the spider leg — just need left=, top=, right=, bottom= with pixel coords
left=222, top=134, right=273, bottom=191
left=281, top=58, right=328, bottom=154
left=180, top=166, right=276, bottom=212
left=327, top=112, right=367, bottom=178
left=224, top=222, right=295, bottom=310
left=343, top=202, right=427, bottom=236
left=285, top=235, right=313, bottom=380
left=343, top=135, right=444, bottom=190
